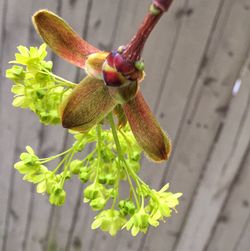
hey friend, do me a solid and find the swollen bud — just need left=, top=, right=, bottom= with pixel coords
left=102, top=51, right=143, bottom=104
left=153, top=0, right=174, bottom=12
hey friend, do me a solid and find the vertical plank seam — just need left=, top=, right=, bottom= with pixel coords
left=0, top=0, right=8, bottom=71
left=105, top=0, right=124, bottom=51
left=38, top=1, right=67, bottom=249
left=2, top=116, right=22, bottom=251
left=162, top=0, right=228, bottom=185
left=44, top=133, right=69, bottom=251
left=186, top=0, right=234, bottom=123
left=22, top=126, right=45, bottom=251
left=203, top=141, right=250, bottom=251
left=64, top=185, right=83, bottom=251
left=233, top=212, right=250, bottom=251
left=0, top=0, right=8, bottom=245
left=153, top=0, right=190, bottom=113
left=75, top=0, right=93, bottom=83
left=204, top=87, right=250, bottom=250
left=21, top=7, right=49, bottom=247
left=172, top=66, right=250, bottom=251
left=2, top=169, right=16, bottom=251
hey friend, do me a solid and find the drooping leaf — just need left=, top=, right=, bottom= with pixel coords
left=33, top=10, right=99, bottom=68
left=61, top=76, right=116, bottom=132
left=123, top=91, right=171, bottom=162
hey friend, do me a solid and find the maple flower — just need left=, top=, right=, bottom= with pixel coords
left=32, top=0, right=173, bottom=162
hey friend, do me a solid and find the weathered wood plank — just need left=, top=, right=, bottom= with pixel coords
left=142, top=0, right=250, bottom=251
left=235, top=214, right=250, bottom=251
left=0, top=0, right=7, bottom=70
left=206, top=148, right=250, bottom=251
left=3, top=2, right=62, bottom=251
left=0, top=0, right=41, bottom=250
left=174, top=52, right=250, bottom=251
left=204, top=67, right=250, bottom=251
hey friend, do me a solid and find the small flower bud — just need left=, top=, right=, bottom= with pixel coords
left=90, top=197, right=106, bottom=211
left=49, top=186, right=66, bottom=206
left=153, top=0, right=173, bottom=12
left=79, top=170, right=90, bottom=183
left=70, top=160, right=83, bottom=174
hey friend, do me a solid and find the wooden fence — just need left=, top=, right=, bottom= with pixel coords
left=0, top=0, right=250, bottom=250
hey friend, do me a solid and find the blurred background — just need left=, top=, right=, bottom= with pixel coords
left=0, top=0, right=250, bottom=251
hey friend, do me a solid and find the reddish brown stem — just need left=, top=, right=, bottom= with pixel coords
left=122, top=0, right=174, bottom=62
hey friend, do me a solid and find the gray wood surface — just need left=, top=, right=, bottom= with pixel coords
left=0, top=0, right=249, bottom=251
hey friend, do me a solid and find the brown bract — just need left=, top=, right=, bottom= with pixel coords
left=123, top=92, right=171, bottom=162
left=33, top=10, right=99, bottom=68
left=61, top=76, right=116, bottom=132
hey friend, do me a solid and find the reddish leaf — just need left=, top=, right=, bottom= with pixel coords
left=33, top=10, right=99, bottom=68
left=61, top=76, right=116, bottom=132
left=123, top=91, right=171, bottom=162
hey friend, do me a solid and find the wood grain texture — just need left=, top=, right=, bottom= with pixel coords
left=205, top=58, right=250, bottom=251
left=0, top=0, right=250, bottom=251
left=206, top=146, right=250, bottom=251
left=174, top=50, right=250, bottom=251
left=0, top=0, right=38, bottom=250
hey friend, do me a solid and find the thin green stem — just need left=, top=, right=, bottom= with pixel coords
left=40, top=68, right=77, bottom=87
left=108, top=113, right=140, bottom=207
left=39, top=148, right=72, bottom=163
left=61, top=150, right=75, bottom=185
left=52, top=152, right=71, bottom=174
left=94, top=124, right=102, bottom=183
left=118, top=129, right=133, bottom=155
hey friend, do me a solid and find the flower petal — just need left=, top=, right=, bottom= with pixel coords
left=123, top=91, right=171, bottom=162
left=33, top=10, right=99, bottom=68
left=85, top=52, right=109, bottom=79
left=61, top=76, right=116, bottom=132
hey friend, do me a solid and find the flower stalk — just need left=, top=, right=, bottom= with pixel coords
left=122, top=0, right=174, bottom=62
left=122, top=6, right=163, bottom=62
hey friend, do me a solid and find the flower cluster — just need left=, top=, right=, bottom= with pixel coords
left=14, top=146, right=68, bottom=206
left=6, top=44, right=182, bottom=236
left=6, top=44, right=74, bottom=125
